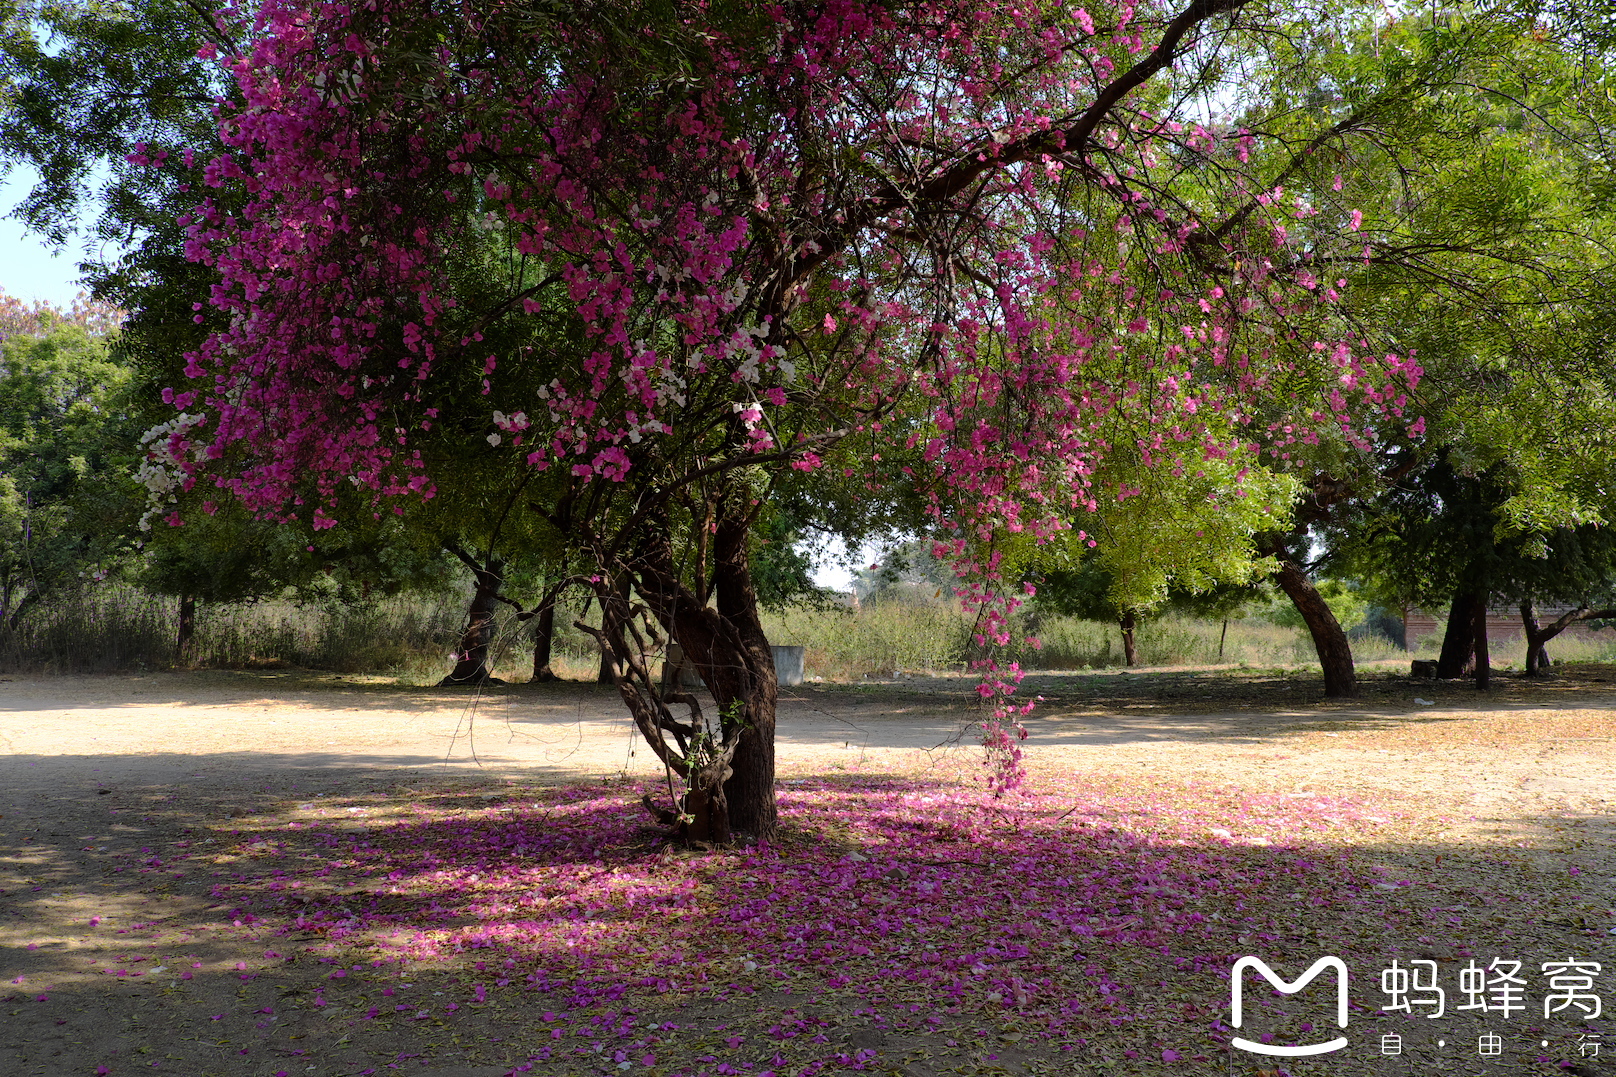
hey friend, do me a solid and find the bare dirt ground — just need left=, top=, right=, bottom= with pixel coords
left=1, top=664, right=1614, bottom=1076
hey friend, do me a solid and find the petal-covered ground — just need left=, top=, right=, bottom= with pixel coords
left=5, top=758, right=1610, bottom=1076
left=2, top=668, right=1613, bottom=1075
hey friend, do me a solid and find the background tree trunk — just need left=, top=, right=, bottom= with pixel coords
left=1521, top=599, right=1550, bottom=675
left=596, top=575, right=629, bottom=684
left=1472, top=593, right=1491, bottom=689
left=1435, top=592, right=1479, bottom=679
left=6, top=588, right=40, bottom=631
left=439, top=557, right=504, bottom=685
left=1520, top=599, right=1616, bottom=675
left=1266, top=540, right=1357, bottom=697
left=1119, top=610, right=1138, bottom=666
left=176, top=594, right=196, bottom=662
left=531, top=597, right=558, bottom=682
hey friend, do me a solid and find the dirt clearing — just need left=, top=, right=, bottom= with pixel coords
left=1, top=666, right=1612, bottom=1076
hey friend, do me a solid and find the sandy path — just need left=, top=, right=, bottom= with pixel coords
left=2, top=669, right=1614, bottom=1076
left=2, top=669, right=1613, bottom=814
left=1, top=668, right=1614, bottom=805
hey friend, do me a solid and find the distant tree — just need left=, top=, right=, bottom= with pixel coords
left=852, top=538, right=957, bottom=607
left=1032, top=558, right=1145, bottom=666
left=1332, top=453, right=1616, bottom=683
left=1230, top=9, right=1616, bottom=695
left=0, top=319, right=141, bottom=628
left=1030, top=454, right=1295, bottom=666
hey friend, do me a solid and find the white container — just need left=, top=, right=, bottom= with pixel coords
left=662, top=643, right=704, bottom=689
left=771, top=645, right=805, bottom=687
left=662, top=644, right=805, bottom=688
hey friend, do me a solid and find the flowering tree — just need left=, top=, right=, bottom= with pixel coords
left=153, top=0, right=1420, bottom=841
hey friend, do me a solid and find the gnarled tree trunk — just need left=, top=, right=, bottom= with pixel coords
left=1265, top=539, right=1357, bottom=698
left=590, top=503, right=779, bottom=845
left=439, top=554, right=505, bottom=685
left=1521, top=599, right=1616, bottom=675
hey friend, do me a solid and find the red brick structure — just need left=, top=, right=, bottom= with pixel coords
left=1403, top=605, right=1614, bottom=652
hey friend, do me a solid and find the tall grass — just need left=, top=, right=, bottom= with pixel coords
left=0, top=586, right=175, bottom=673
left=18, top=583, right=1606, bottom=681
left=1400, top=622, right=1616, bottom=669
left=1020, top=613, right=1329, bottom=670
left=760, top=602, right=1341, bottom=677
left=192, top=594, right=470, bottom=677
left=764, top=603, right=974, bottom=678
left=0, top=585, right=550, bottom=680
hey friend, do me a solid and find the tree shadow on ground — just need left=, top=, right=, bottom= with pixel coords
left=2, top=765, right=1611, bottom=1076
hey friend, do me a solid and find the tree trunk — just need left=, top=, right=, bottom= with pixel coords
left=1521, top=599, right=1549, bottom=675
left=1520, top=599, right=1616, bottom=675
left=612, top=503, right=780, bottom=845
left=531, top=597, right=558, bottom=682
left=712, top=514, right=779, bottom=842
left=1435, top=592, right=1480, bottom=679
left=1472, top=594, right=1491, bottom=690
left=5, top=587, right=40, bottom=632
left=1119, top=611, right=1138, bottom=666
left=1266, top=540, right=1357, bottom=698
left=597, top=575, right=629, bottom=684
left=439, top=557, right=504, bottom=685
left=1218, top=617, right=1229, bottom=661
left=177, top=594, right=197, bottom=662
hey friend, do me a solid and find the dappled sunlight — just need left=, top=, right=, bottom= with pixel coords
left=6, top=767, right=1580, bottom=1073
left=1, top=680, right=1612, bottom=1075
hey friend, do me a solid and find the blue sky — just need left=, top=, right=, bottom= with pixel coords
left=1, top=169, right=93, bottom=307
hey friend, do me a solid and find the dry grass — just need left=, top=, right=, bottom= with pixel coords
left=8, top=584, right=1605, bottom=684
left=760, top=602, right=1386, bottom=678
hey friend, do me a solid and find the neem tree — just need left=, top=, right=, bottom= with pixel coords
left=149, top=0, right=1416, bottom=840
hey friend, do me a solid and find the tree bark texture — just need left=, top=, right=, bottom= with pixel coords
left=587, top=503, right=779, bottom=845
left=531, top=597, right=558, bottom=682
left=439, top=557, right=504, bottom=685
left=1266, top=541, right=1357, bottom=698
left=596, top=574, right=629, bottom=684
left=1119, top=610, right=1138, bottom=667
left=1435, top=592, right=1480, bottom=679
left=709, top=514, right=779, bottom=842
